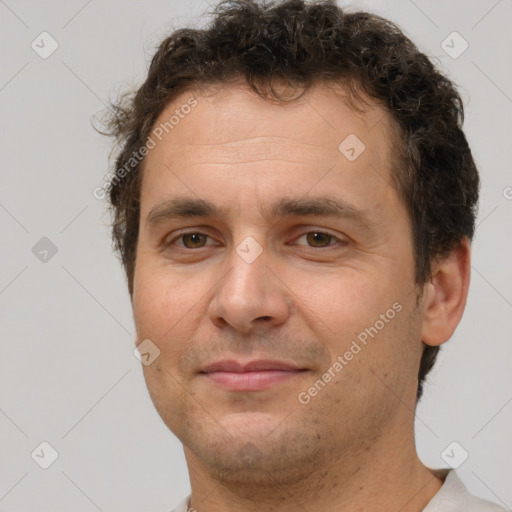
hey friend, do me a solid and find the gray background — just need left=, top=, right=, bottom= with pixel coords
left=0, top=0, right=511, bottom=510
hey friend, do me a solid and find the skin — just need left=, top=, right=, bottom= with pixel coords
left=131, top=81, right=471, bottom=512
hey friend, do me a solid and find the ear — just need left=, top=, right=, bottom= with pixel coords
left=421, top=237, right=471, bottom=346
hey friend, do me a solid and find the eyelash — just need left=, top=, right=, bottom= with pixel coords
left=164, top=229, right=346, bottom=251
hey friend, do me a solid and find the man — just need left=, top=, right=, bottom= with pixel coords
left=102, top=1, right=508, bottom=510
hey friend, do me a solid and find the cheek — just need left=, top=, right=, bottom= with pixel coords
left=296, top=267, right=416, bottom=391
left=297, top=268, right=396, bottom=336
left=132, top=261, right=203, bottom=345
left=133, top=258, right=402, bottom=343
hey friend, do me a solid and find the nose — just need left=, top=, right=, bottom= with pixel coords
left=208, top=242, right=291, bottom=334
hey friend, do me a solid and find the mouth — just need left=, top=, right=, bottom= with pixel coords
left=200, top=359, right=309, bottom=391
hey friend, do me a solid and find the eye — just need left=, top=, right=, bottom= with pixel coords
left=294, top=231, right=344, bottom=248
left=166, top=232, right=217, bottom=250
left=163, top=229, right=346, bottom=252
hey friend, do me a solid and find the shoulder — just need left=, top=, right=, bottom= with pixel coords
left=424, top=469, right=510, bottom=512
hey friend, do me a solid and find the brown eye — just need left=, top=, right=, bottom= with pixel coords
left=305, top=232, right=334, bottom=247
left=294, top=231, right=340, bottom=248
left=181, top=233, right=209, bottom=248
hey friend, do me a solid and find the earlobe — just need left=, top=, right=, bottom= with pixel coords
left=421, top=237, right=471, bottom=347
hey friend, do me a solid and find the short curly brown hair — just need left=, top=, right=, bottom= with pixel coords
left=102, top=0, right=479, bottom=402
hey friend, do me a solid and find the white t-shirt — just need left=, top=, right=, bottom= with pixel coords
left=169, top=469, right=510, bottom=512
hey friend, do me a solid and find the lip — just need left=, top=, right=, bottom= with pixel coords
left=200, top=359, right=308, bottom=391
left=202, top=359, right=303, bottom=373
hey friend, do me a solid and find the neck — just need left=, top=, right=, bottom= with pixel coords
left=184, top=414, right=444, bottom=512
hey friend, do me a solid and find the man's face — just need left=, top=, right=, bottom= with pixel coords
left=132, top=82, right=426, bottom=482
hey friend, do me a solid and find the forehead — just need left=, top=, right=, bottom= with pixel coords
left=146, top=81, right=394, bottom=165
left=139, top=81, right=398, bottom=216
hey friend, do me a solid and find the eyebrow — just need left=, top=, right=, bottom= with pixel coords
left=145, top=196, right=376, bottom=230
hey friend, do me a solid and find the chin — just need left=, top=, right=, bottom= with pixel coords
left=182, top=414, right=328, bottom=487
